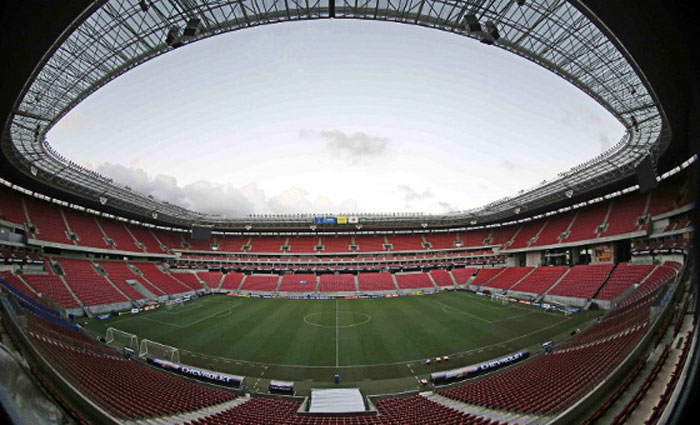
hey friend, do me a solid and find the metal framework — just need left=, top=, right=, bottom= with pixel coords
left=2, top=0, right=668, bottom=230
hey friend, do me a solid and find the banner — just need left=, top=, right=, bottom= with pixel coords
left=325, top=216, right=337, bottom=224
left=337, top=216, right=348, bottom=224
left=147, top=357, right=243, bottom=388
left=348, top=216, right=359, bottom=224
left=431, top=350, right=529, bottom=384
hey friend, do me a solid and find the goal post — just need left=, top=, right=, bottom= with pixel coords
left=490, top=294, right=509, bottom=305
left=105, top=327, right=138, bottom=350
left=139, top=338, right=180, bottom=363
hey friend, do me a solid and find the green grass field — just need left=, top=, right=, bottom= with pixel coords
left=84, top=291, right=598, bottom=394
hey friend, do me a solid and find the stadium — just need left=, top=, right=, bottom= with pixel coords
left=0, top=1, right=697, bottom=425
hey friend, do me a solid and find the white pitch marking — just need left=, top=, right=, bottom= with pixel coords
left=141, top=304, right=240, bottom=329
left=437, top=301, right=494, bottom=324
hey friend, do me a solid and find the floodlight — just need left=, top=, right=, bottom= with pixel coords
left=565, top=189, right=574, bottom=198
left=514, top=207, right=521, bottom=214
left=463, top=14, right=481, bottom=33
left=165, top=27, right=183, bottom=48
left=151, top=212, right=158, bottom=219
left=183, top=18, right=201, bottom=38
left=485, top=21, right=501, bottom=41
left=99, top=196, right=108, bottom=205
left=30, top=166, right=38, bottom=176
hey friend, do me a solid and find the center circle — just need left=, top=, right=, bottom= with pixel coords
left=303, top=311, right=371, bottom=329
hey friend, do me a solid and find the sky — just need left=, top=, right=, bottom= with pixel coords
left=48, top=20, right=625, bottom=217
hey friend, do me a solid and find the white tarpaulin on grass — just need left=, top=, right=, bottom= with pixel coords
left=309, top=388, right=365, bottom=413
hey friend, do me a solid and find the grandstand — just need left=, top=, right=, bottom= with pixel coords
left=0, top=1, right=696, bottom=424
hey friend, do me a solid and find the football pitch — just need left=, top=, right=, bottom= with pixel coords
left=84, top=291, right=598, bottom=394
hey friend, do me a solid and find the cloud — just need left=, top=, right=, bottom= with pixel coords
left=306, top=129, right=390, bottom=164
left=501, top=160, right=519, bottom=171
left=558, top=106, right=618, bottom=154
left=437, top=201, right=459, bottom=213
left=93, top=162, right=358, bottom=217
left=397, top=185, right=433, bottom=202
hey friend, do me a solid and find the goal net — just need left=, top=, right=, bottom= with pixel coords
left=105, top=327, right=138, bottom=350
left=491, top=294, right=509, bottom=305
left=166, top=299, right=184, bottom=310
left=139, top=339, right=180, bottom=363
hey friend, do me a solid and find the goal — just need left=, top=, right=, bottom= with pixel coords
left=490, top=294, right=509, bottom=305
left=139, top=338, right=180, bottom=363
left=105, top=327, right=138, bottom=350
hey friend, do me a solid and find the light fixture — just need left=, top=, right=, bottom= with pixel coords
left=565, top=189, right=574, bottom=198
left=151, top=212, right=158, bottom=219
left=30, top=166, right=38, bottom=176
left=244, top=225, right=252, bottom=230
left=514, top=207, right=521, bottom=214
left=463, top=14, right=481, bottom=33
left=485, top=21, right=500, bottom=41
left=99, top=196, right=108, bottom=205
left=183, top=18, right=201, bottom=38
left=470, top=220, right=478, bottom=225
left=421, top=223, right=428, bottom=228
left=165, top=27, right=184, bottom=48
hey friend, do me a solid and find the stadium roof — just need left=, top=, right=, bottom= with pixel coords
left=0, top=0, right=695, bottom=231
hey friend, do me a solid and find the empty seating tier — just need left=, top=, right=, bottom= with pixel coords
left=153, top=229, right=184, bottom=250
left=564, top=203, right=608, bottom=242
left=319, top=274, right=356, bottom=292
left=58, top=258, right=128, bottom=305
left=395, top=273, right=434, bottom=289
left=24, top=198, right=70, bottom=244
left=452, top=267, right=478, bottom=285
left=62, top=210, right=110, bottom=249
left=458, top=230, right=490, bottom=247
left=279, top=274, right=316, bottom=292
left=508, top=222, right=543, bottom=249
left=196, top=271, right=223, bottom=288
left=600, top=194, right=646, bottom=237
left=288, top=237, right=319, bottom=253
left=357, top=272, right=396, bottom=291
left=483, top=267, right=533, bottom=290
left=217, top=236, right=249, bottom=252
left=440, top=325, right=645, bottom=414
left=0, top=186, right=28, bottom=225
left=430, top=269, right=454, bottom=287
left=98, top=219, right=140, bottom=251
left=355, top=236, right=387, bottom=252
left=220, top=272, right=244, bottom=290
left=388, top=235, right=425, bottom=251
left=183, top=394, right=499, bottom=425
left=596, top=263, right=655, bottom=301
left=172, top=273, right=203, bottom=291
left=133, top=263, right=191, bottom=295
left=320, top=236, right=352, bottom=252
left=472, top=268, right=505, bottom=286
left=21, top=274, right=80, bottom=308
left=129, top=226, right=166, bottom=253
left=546, top=264, right=613, bottom=299
left=531, top=213, right=575, bottom=247
left=97, top=261, right=148, bottom=300
left=28, top=321, right=236, bottom=419
left=510, top=266, right=568, bottom=295
left=424, top=233, right=457, bottom=249
left=248, top=237, right=286, bottom=253
left=240, top=275, right=279, bottom=291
